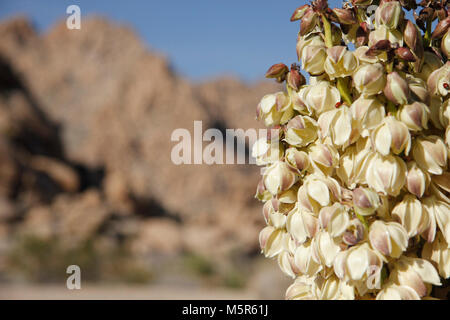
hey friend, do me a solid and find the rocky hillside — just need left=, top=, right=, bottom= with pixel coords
left=0, top=17, right=283, bottom=286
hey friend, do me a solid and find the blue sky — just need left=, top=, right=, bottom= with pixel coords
left=0, top=1, right=344, bottom=81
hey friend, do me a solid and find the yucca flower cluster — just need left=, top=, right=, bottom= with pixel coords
left=253, top=0, right=450, bottom=300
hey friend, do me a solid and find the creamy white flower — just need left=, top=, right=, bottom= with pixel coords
left=324, top=46, right=358, bottom=79
left=392, top=194, right=428, bottom=238
left=397, top=102, right=430, bottom=131
left=285, top=275, right=317, bottom=300
left=422, top=232, right=450, bottom=278
left=353, top=63, right=386, bottom=96
left=422, top=196, right=450, bottom=245
left=307, top=142, right=339, bottom=175
left=319, top=203, right=350, bottom=237
left=312, top=230, right=341, bottom=268
left=257, top=92, right=294, bottom=127
left=333, top=243, right=384, bottom=294
left=427, top=62, right=450, bottom=97
left=416, top=52, right=443, bottom=82
left=252, top=137, right=283, bottom=166
left=284, top=115, right=318, bottom=147
left=376, top=283, right=421, bottom=300
left=300, top=81, right=340, bottom=116
left=293, top=241, right=323, bottom=277
left=286, top=205, right=319, bottom=244
left=301, top=45, right=327, bottom=75
left=352, top=187, right=380, bottom=216
left=336, top=141, right=373, bottom=188
left=351, top=96, right=385, bottom=137
left=302, top=174, right=341, bottom=207
left=365, top=152, right=407, bottom=196
left=368, top=25, right=403, bottom=47
left=369, top=220, right=408, bottom=258
left=412, top=135, right=448, bottom=175
left=318, top=105, right=354, bottom=147
left=389, top=256, right=441, bottom=297
left=285, top=147, right=310, bottom=173
left=263, top=161, right=297, bottom=195
left=371, top=116, right=411, bottom=156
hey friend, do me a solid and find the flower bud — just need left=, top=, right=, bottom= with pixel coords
left=442, top=30, right=450, bottom=59
left=405, top=161, right=429, bottom=198
left=371, top=116, right=411, bottom=156
left=431, top=16, right=450, bottom=40
left=354, top=46, right=379, bottom=64
left=285, top=147, right=310, bottom=173
left=427, top=62, right=450, bottom=97
left=412, top=135, right=448, bottom=175
left=290, top=4, right=310, bottom=21
left=366, top=152, right=407, bottom=196
left=384, top=72, right=410, bottom=105
left=369, top=221, right=408, bottom=258
left=430, top=172, right=450, bottom=203
left=265, top=63, right=289, bottom=82
left=333, top=8, right=357, bottom=25
left=353, top=63, right=386, bottom=96
left=318, top=105, right=353, bottom=147
left=390, top=256, right=441, bottom=297
left=392, top=194, right=427, bottom=237
left=404, top=20, right=423, bottom=59
left=351, top=96, right=385, bottom=137
left=375, top=1, right=403, bottom=29
left=263, top=161, right=297, bottom=195
left=397, top=102, right=430, bottom=131
left=344, top=218, right=366, bottom=244
left=395, top=47, right=415, bottom=62
left=319, top=203, right=350, bottom=237
left=353, top=187, right=380, bottom=216
left=287, top=66, right=306, bottom=91
left=286, top=206, right=319, bottom=244
left=284, top=115, right=318, bottom=147
left=300, top=81, right=341, bottom=115
left=422, top=232, right=450, bottom=278
left=422, top=196, right=450, bottom=245
left=376, top=283, right=421, bottom=300
left=300, top=9, right=319, bottom=36
left=324, top=46, right=358, bottom=79
left=313, top=230, right=341, bottom=267
left=301, top=45, right=327, bottom=75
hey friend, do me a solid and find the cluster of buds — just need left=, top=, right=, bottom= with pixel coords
left=255, top=0, right=450, bottom=300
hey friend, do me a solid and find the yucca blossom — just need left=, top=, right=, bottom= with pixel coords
left=255, top=0, right=450, bottom=300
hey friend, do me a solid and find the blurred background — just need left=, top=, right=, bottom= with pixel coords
left=0, top=0, right=324, bottom=299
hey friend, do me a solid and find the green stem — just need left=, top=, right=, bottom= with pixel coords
left=337, top=77, right=353, bottom=105
left=322, top=14, right=333, bottom=48
left=355, top=212, right=369, bottom=230
left=424, top=17, right=432, bottom=47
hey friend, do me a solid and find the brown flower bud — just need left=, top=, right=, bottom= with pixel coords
left=431, top=16, right=450, bottom=40
left=300, top=9, right=319, bottom=36
left=395, top=47, right=416, bottom=62
left=290, top=4, right=310, bottom=22
left=404, top=20, right=424, bottom=59
left=384, top=72, right=410, bottom=105
left=287, top=67, right=306, bottom=91
left=265, top=63, right=289, bottom=82
left=332, top=8, right=357, bottom=25
left=356, top=23, right=369, bottom=47
left=366, top=40, right=392, bottom=57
